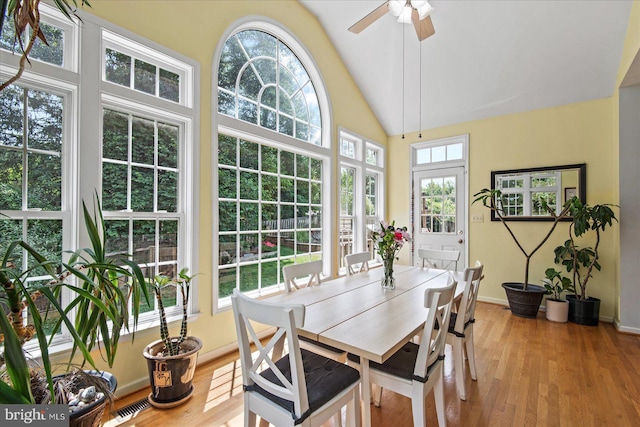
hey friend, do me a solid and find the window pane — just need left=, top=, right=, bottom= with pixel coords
left=103, top=109, right=129, bottom=161
left=219, top=168, right=237, bottom=199
left=239, top=66, right=261, bottom=101
left=280, top=178, right=294, bottom=203
left=239, top=139, right=258, bottom=170
left=280, top=151, right=294, bottom=176
left=27, top=89, right=63, bottom=151
left=416, top=148, right=430, bottom=164
left=105, top=48, right=131, bottom=87
left=262, top=204, right=277, bottom=228
left=219, top=202, right=237, bottom=231
left=131, top=166, right=154, bottom=212
left=27, top=219, right=62, bottom=266
left=30, top=22, right=64, bottom=66
left=261, top=146, right=278, bottom=173
left=447, top=143, right=463, bottom=160
left=157, top=170, right=177, bottom=212
left=261, top=175, right=278, bottom=201
left=159, top=220, right=177, bottom=262
left=103, top=162, right=128, bottom=211
left=134, top=59, right=156, bottom=95
left=219, top=235, right=237, bottom=265
left=366, top=148, right=378, bottom=165
left=0, top=85, right=24, bottom=147
left=159, top=68, right=180, bottom=102
left=158, top=122, right=178, bottom=168
left=261, top=260, right=278, bottom=286
left=239, top=171, right=258, bottom=200
left=239, top=264, right=258, bottom=292
left=132, top=116, right=154, bottom=165
left=341, top=138, right=355, bottom=158
left=218, top=134, right=237, bottom=166
left=105, top=220, right=130, bottom=259
left=0, top=150, right=23, bottom=210
left=239, top=202, right=258, bottom=231
left=219, top=267, right=237, bottom=298
left=28, top=152, right=61, bottom=210
left=432, top=146, right=446, bottom=162
left=133, top=220, right=156, bottom=265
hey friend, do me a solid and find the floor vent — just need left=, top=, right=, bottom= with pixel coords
left=112, top=397, right=151, bottom=422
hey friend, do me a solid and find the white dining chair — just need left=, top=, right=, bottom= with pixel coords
left=231, top=290, right=361, bottom=427
left=418, top=248, right=461, bottom=271
left=282, top=260, right=322, bottom=292
left=447, top=260, right=484, bottom=401
left=282, top=260, right=348, bottom=364
left=347, top=278, right=457, bottom=427
left=345, top=251, right=371, bottom=275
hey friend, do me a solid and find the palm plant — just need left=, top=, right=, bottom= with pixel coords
left=0, top=196, right=150, bottom=403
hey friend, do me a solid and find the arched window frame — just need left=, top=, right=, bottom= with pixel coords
left=213, top=18, right=333, bottom=312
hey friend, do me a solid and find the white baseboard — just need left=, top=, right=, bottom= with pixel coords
left=476, top=296, right=614, bottom=323
left=614, top=318, right=640, bottom=335
left=114, top=327, right=276, bottom=398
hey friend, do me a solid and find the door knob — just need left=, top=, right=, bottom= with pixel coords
left=458, top=239, right=463, bottom=244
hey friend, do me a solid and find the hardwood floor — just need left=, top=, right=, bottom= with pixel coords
left=101, top=302, right=640, bottom=426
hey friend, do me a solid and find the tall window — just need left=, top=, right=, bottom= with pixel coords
left=338, top=130, right=384, bottom=272
left=0, top=4, right=198, bottom=347
left=100, top=31, right=195, bottom=317
left=216, top=23, right=330, bottom=309
left=0, top=83, right=68, bottom=335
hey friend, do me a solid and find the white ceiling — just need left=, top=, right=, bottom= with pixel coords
left=299, top=0, right=633, bottom=136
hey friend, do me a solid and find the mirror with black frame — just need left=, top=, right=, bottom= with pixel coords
left=490, top=163, right=586, bottom=221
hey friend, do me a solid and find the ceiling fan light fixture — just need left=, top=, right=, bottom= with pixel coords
left=388, top=0, right=405, bottom=17
left=417, top=2, right=434, bottom=19
left=397, top=7, right=413, bottom=24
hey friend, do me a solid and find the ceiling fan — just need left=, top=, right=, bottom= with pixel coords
left=348, top=0, right=435, bottom=41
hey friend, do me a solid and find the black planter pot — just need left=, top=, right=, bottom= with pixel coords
left=502, top=283, right=546, bottom=318
left=143, top=336, right=203, bottom=408
left=566, top=295, right=601, bottom=326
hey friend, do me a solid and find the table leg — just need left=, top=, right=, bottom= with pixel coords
left=361, top=358, right=371, bottom=427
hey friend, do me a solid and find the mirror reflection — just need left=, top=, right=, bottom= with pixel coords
left=490, top=163, right=586, bottom=221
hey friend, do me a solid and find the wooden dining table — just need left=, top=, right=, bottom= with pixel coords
left=266, top=264, right=465, bottom=426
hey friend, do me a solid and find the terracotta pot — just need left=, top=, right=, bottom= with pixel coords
left=545, top=298, right=569, bottom=323
left=143, top=336, right=202, bottom=408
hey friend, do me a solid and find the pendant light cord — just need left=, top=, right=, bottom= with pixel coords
left=419, top=39, right=422, bottom=139
left=402, top=23, right=405, bottom=140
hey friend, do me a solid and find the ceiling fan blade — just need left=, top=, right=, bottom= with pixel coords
left=348, top=1, right=390, bottom=34
left=411, top=9, right=435, bottom=41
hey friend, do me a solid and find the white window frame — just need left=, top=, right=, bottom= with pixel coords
left=213, top=18, right=332, bottom=313
left=0, top=6, right=200, bottom=353
left=338, top=128, right=385, bottom=274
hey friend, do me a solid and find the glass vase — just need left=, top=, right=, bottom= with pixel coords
left=381, top=258, right=395, bottom=289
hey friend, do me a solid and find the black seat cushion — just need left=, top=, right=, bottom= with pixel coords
left=252, top=349, right=360, bottom=424
left=348, top=342, right=419, bottom=381
left=299, top=335, right=347, bottom=355
left=445, top=312, right=472, bottom=335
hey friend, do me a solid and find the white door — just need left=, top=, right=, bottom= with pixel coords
left=413, top=167, right=466, bottom=269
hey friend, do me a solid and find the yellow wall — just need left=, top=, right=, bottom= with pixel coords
left=389, top=99, right=617, bottom=316
left=83, top=0, right=387, bottom=393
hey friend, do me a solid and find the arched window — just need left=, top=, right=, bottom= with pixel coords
left=218, top=29, right=322, bottom=145
left=214, top=21, right=331, bottom=310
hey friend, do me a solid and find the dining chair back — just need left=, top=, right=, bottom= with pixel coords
left=282, top=260, right=322, bottom=292
left=345, top=251, right=371, bottom=275
left=418, top=248, right=461, bottom=271
left=231, top=290, right=361, bottom=427
left=447, top=260, right=484, bottom=400
left=347, top=276, right=457, bottom=427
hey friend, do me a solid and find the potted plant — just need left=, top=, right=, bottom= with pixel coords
left=143, top=268, right=202, bottom=408
left=541, top=268, right=573, bottom=322
left=0, top=197, right=149, bottom=427
left=473, top=188, right=572, bottom=317
left=553, top=198, right=617, bottom=325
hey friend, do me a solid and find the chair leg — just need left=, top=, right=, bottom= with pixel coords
left=433, top=369, right=446, bottom=427
left=453, top=338, right=466, bottom=400
left=466, top=328, right=477, bottom=381
left=410, top=384, right=427, bottom=427
left=372, top=383, right=383, bottom=407
left=333, top=410, right=343, bottom=427
left=346, top=385, right=361, bottom=427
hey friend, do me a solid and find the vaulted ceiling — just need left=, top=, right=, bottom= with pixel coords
left=299, top=0, right=633, bottom=136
